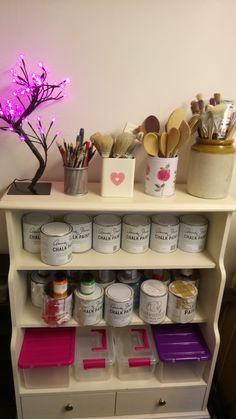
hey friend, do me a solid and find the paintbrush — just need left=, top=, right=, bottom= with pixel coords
left=112, top=132, right=135, bottom=158
left=90, top=132, right=114, bottom=157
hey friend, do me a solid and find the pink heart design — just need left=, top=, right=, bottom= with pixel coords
left=110, top=172, right=125, bottom=186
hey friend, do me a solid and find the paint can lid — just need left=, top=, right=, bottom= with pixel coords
left=40, top=222, right=73, bottom=237
left=123, top=214, right=150, bottom=226
left=93, top=214, right=121, bottom=226
left=23, top=212, right=53, bottom=225
left=63, top=213, right=92, bottom=224
left=151, top=213, right=179, bottom=226
left=105, top=283, right=133, bottom=302
left=180, top=214, right=208, bottom=226
left=141, top=279, right=167, bottom=297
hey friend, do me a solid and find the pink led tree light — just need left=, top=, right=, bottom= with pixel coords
left=0, top=55, right=70, bottom=194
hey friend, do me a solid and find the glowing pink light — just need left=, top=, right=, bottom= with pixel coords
left=20, top=54, right=24, bottom=59
left=19, top=136, right=25, bottom=142
left=52, top=117, right=56, bottom=122
left=9, top=127, right=14, bottom=131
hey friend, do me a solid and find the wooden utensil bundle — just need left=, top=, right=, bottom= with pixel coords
left=142, top=108, right=191, bottom=158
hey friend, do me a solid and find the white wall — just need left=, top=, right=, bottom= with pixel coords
left=1, top=0, right=236, bottom=280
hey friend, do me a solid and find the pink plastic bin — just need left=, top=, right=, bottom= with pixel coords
left=18, top=327, right=76, bottom=388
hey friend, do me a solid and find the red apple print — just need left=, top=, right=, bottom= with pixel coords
left=157, top=166, right=170, bottom=182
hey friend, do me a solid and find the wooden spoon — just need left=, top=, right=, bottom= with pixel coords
left=176, top=120, right=191, bottom=151
left=166, top=127, right=180, bottom=157
left=188, top=114, right=201, bottom=135
left=166, top=108, right=187, bottom=132
left=144, top=115, right=160, bottom=134
left=159, top=132, right=167, bottom=157
left=143, top=132, right=159, bottom=156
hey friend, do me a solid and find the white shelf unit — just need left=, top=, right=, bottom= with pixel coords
left=2, top=182, right=236, bottom=419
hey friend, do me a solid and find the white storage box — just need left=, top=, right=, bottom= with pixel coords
left=114, top=325, right=157, bottom=380
left=101, top=157, right=135, bottom=197
left=18, top=328, right=76, bottom=388
left=74, top=327, right=115, bottom=381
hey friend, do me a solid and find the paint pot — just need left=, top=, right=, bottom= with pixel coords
left=178, top=214, right=208, bottom=253
left=30, top=270, right=51, bottom=308
left=22, top=212, right=53, bottom=253
left=52, top=271, right=68, bottom=299
left=117, top=270, right=142, bottom=309
left=167, top=280, right=198, bottom=323
left=73, top=284, right=104, bottom=326
left=173, top=268, right=200, bottom=288
left=97, top=270, right=116, bottom=289
left=42, top=284, right=73, bottom=326
left=63, top=213, right=92, bottom=253
left=139, top=279, right=168, bottom=324
left=121, top=214, right=151, bottom=253
left=150, top=214, right=179, bottom=253
left=40, top=222, right=73, bottom=266
left=152, top=269, right=171, bottom=286
left=104, top=283, right=134, bottom=327
left=93, top=214, right=121, bottom=253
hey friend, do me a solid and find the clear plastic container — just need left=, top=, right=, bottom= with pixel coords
left=152, top=324, right=211, bottom=382
left=74, top=327, right=115, bottom=381
left=114, top=325, right=157, bottom=380
left=18, top=328, right=76, bottom=388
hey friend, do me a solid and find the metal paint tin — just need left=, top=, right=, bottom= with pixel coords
left=30, top=270, right=51, bottom=308
left=97, top=270, right=116, bottom=289
left=73, top=284, right=104, bottom=326
left=63, top=213, right=92, bottom=253
left=117, top=270, right=142, bottom=309
left=150, top=214, right=179, bottom=253
left=139, top=279, right=168, bottom=324
left=104, top=283, right=134, bottom=327
left=22, top=212, right=53, bottom=253
left=178, top=214, right=208, bottom=253
left=40, top=222, right=73, bottom=266
left=93, top=214, right=121, bottom=253
left=167, top=280, right=198, bottom=323
left=121, top=214, right=151, bottom=253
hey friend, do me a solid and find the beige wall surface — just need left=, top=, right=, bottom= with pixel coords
left=0, top=0, right=236, bottom=279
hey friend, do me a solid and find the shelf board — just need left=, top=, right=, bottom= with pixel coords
left=19, top=299, right=206, bottom=328
left=2, top=182, right=236, bottom=212
left=14, top=248, right=216, bottom=270
left=18, top=368, right=207, bottom=395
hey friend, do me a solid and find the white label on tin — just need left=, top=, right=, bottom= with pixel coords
left=74, top=295, right=103, bottom=326
left=40, top=235, right=72, bottom=265
left=105, top=298, right=133, bottom=327
left=71, top=222, right=92, bottom=252
left=139, top=291, right=167, bottom=324
left=23, top=225, right=41, bottom=253
left=167, top=292, right=196, bottom=323
left=122, top=224, right=150, bottom=253
left=93, top=224, right=121, bottom=253
left=178, top=224, right=207, bottom=252
left=150, top=224, right=179, bottom=252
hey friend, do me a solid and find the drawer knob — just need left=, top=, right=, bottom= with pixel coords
left=65, top=403, right=74, bottom=411
left=158, top=398, right=167, bottom=406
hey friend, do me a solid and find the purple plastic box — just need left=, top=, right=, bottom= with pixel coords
left=152, top=324, right=211, bottom=382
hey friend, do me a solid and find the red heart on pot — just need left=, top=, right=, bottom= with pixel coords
left=110, top=172, right=125, bottom=186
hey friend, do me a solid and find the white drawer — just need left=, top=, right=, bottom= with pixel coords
left=21, top=392, right=115, bottom=419
left=115, top=386, right=206, bottom=415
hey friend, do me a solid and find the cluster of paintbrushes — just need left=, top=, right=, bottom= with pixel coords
left=57, top=128, right=96, bottom=168
left=90, top=131, right=140, bottom=158
left=137, top=112, right=191, bottom=158
left=189, top=92, right=236, bottom=141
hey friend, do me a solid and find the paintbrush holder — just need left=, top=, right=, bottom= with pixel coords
left=101, top=158, right=135, bottom=197
left=64, top=166, right=88, bottom=196
left=145, top=156, right=178, bottom=197
left=187, top=138, right=236, bottom=199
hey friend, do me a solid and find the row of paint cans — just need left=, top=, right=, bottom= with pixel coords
left=22, top=212, right=208, bottom=258
left=139, top=279, right=198, bottom=324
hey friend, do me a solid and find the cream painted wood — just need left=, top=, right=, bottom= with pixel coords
left=115, top=387, right=206, bottom=415
left=2, top=182, right=236, bottom=419
left=21, top=392, right=115, bottom=419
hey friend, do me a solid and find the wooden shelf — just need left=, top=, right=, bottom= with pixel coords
left=14, top=248, right=216, bottom=270
left=2, top=182, right=236, bottom=212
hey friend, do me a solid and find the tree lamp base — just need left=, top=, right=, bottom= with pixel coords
left=7, top=182, right=52, bottom=195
